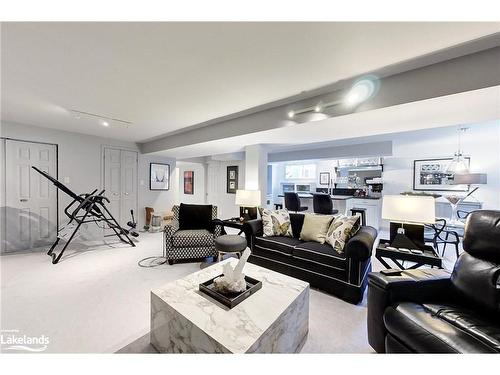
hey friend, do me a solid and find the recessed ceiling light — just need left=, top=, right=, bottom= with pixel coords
left=287, top=110, right=295, bottom=118
left=344, top=75, right=379, bottom=107
left=314, top=103, right=323, bottom=112
left=102, top=121, right=109, bottom=127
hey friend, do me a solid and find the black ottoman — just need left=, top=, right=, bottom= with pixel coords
left=215, top=235, right=247, bottom=262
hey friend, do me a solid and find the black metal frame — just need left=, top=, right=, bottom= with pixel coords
left=375, top=240, right=443, bottom=270
left=32, top=166, right=135, bottom=264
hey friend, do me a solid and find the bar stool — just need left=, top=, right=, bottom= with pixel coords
left=350, top=207, right=366, bottom=226
left=313, top=193, right=339, bottom=215
left=284, top=192, right=308, bottom=212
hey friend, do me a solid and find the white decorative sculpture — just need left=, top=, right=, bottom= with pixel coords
left=213, top=249, right=251, bottom=293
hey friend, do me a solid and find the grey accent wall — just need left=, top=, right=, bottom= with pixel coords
left=268, top=141, right=393, bottom=162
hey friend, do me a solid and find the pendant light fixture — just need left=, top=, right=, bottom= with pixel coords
left=445, top=127, right=470, bottom=174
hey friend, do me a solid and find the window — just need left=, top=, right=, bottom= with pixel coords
left=285, top=164, right=316, bottom=180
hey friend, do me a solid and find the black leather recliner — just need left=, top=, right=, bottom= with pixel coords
left=367, top=210, right=500, bottom=353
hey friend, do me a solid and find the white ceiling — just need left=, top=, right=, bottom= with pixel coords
left=2, top=22, right=499, bottom=142
left=152, top=86, right=500, bottom=160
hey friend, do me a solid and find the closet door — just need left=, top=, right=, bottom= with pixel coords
left=5, top=140, right=57, bottom=251
left=120, top=150, right=138, bottom=225
left=103, top=147, right=138, bottom=226
left=104, top=148, right=123, bottom=224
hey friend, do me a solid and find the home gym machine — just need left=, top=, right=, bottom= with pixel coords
left=32, top=166, right=136, bottom=264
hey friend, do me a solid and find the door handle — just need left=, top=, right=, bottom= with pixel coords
left=124, top=192, right=129, bottom=196
left=20, top=198, right=29, bottom=202
left=113, top=192, right=119, bottom=196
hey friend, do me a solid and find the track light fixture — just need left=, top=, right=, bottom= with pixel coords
left=286, top=75, right=380, bottom=121
left=70, top=109, right=133, bottom=128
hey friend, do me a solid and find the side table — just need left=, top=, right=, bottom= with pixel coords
left=375, top=239, right=443, bottom=270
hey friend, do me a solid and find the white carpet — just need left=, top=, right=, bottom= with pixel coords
left=1, top=232, right=457, bottom=353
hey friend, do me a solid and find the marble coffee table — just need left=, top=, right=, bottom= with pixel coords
left=151, top=258, right=309, bottom=353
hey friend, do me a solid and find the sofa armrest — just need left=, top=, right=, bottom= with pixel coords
left=367, top=269, right=452, bottom=353
left=211, top=219, right=224, bottom=238
left=164, top=219, right=179, bottom=238
left=243, top=219, right=263, bottom=238
left=345, top=226, right=377, bottom=261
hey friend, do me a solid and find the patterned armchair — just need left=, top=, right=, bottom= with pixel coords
left=163, top=205, right=222, bottom=265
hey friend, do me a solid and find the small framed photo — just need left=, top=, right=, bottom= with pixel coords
left=183, top=171, right=194, bottom=195
left=413, top=157, right=470, bottom=191
left=319, top=172, right=330, bottom=185
left=150, top=163, right=170, bottom=190
left=227, top=166, right=238, bottom=194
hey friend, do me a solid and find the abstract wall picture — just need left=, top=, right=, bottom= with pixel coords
left=184, top=171, right=194, bottom=195
left=413, top=158, right=470, bottom=191
left=227, top=166, right=238, bottom=194
left=150, top=163, right=170, bottom=190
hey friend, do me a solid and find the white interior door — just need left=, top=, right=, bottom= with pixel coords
left=5, top=140, right=57, bottom=252
left=103, top=147, right=138, bottom=227
left=120, top=150, right=138, bottom=225
left=104, top=148, right=122, bottom=223
left=206, top=162, right=221, bottom=214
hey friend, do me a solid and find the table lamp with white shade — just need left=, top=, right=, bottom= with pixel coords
left=382, top=195, right=436, bottom=249
left=235, top=190, right=261, bottom=221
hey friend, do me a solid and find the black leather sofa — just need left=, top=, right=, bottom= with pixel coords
left=243, top=213, right=377, bottom=304
left=367, top=210, right=500, bottom=353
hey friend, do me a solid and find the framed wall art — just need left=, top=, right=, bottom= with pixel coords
left=183, top=170, right=194, bottom=195
left=319, top=172, right=330, bottom=185
left=413, top=157, right=470, bottom=192
left=150, top=163, right=170, bottom=190
left=227, top=166, right=238, bottom=194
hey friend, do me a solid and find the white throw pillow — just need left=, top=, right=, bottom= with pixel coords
left=259, top=208, right=293, bottom=237
left=325, top=215, right=360, bottom=254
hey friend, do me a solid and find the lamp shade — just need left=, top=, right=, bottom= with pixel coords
left=235, top=190, right=261, bottom=207
left=452, top=173, right=487, bottom=185
left=382, top=195, right=435, bottom=224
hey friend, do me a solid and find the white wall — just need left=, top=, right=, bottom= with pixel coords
left=137, top=154, right=176, bottom=228
left=206, top=160, right=245, bottom=219
left=268, top=121, right=500, bottom=218
left=0, top=121, right=176, bottom=237
left=174, top=162, right=206, bottom=205
left=383, top=121, right=500, bottom=209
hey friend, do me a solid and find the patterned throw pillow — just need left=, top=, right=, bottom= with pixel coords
left=325, top=215, right=361, bottom=254
left=260, top=208, right=293, bottom=237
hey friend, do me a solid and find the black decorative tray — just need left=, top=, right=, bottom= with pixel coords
left=199, top=275, right=262, bottom=309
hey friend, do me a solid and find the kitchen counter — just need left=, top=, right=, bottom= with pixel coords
left=278, top=194, right=351, bottom=200
left=277, top=194, right=380, bottom=200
